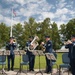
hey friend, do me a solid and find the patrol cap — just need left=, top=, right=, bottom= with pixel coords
left=29, top=36, right=34, bottom=39
left=9, top=37, right=14, bottom=39
left=71, top=35, right=75, bottom=38
left=45, top=35, right=50, bottom=38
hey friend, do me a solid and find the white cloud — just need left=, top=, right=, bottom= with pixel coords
left=0, top=14, right=4, bottom=21
left=15, top=0, right=25, bottom=6
left=12, top=4, right=19, bottom=8
left=55, top=8, right=68, bottom=17
left=15, top=0, right=40, bottom=6
left=60, top=15, right=67, bottom=21
left=5, top=18, right=15, bottom=25
left=18, top=0, right=52, bottom=18
left=0, top=0, right=75, bottom=28
left=41, top=12, right=54, bottom=20
left=6, top=0, right=25, bottom=6
left=56, top=0, right=67, bottom=8
left=68, top=10, right=75, bottom=16
left=2, top=17, right=22, bottom=26
left=6, top=0, right=14, bottom=1
left=55, top=21, right=65, bottom=29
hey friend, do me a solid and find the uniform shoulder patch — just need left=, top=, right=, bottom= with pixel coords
left=48, top=44, right=51, bottom=46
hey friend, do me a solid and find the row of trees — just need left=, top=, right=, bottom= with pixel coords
left=0, top=17, right=75, bottom=50
left=60, top=19, right=75, bottom=40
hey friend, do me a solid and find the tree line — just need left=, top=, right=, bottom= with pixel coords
left=0, top=17, right=75, bottom=50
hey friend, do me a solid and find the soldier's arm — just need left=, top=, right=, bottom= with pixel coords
left=26, top=42, right=31, bottom=47
left=12, top=43, right=17, bottom=48
left=65, top=44, right=70, bottom=49
left=6, top=42, right=9, bottom=49
left=26, top=42, right=29, bottom=47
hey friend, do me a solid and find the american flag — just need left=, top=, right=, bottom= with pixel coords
left=12, top=9, right=16, bottom=16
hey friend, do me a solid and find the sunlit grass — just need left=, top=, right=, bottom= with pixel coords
left=0, top=53, right=63, bottom=69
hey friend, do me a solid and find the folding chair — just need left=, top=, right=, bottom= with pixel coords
left=59, top=53, right=70, bottom=75
left=20, top=54, right=29, bottom=74
left=0, top=55, right=7, bottom=75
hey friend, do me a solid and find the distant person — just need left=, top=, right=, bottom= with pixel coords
left=65, top=35, right=75, bottom=75
left=6, top=37, right=16, bottom=71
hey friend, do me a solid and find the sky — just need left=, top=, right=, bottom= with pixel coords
left=0, top=0, right=75, bottom=28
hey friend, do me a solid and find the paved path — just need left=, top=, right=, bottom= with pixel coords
left=0, top=69, right=72, bottom=75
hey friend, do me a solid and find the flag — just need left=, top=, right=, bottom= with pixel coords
left=12, top=9, right=16, bottom=17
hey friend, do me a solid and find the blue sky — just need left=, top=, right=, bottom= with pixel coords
left=0, top=0, right=75, bottom=28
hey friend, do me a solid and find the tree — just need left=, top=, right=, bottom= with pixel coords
left=59, top=18, right=75, bottom=47
left=0, top=23, right=9, bottom=48
left=60, top=18, right=75, bottom=41
left=37, top=18, right=51, bottom=41
left=66, top=19, right=75, bottom=39
left=51, top=22, right=61, bottom=49
left=59, top=24, right=66, bottom=42
left=21, top=17, right=38, bottom=47
left=12, top=23, right=23, bottom=45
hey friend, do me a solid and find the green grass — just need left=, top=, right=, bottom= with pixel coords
left=35, top=53, right=63, bottom=69
left=0, top=53, right=63, bottom=69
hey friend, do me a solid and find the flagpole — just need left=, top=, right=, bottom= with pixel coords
left=10, top=8, right=13, bottom=37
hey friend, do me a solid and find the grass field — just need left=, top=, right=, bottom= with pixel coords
left=0, top=53, right=63, bottom=69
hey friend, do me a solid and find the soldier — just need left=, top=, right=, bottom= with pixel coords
left=45, top=35, right=53, bottom=74
left=26, top=36, right=35, bottom=71
left=6, top=37, right=16, bottom=71
left=65, top=35, right=75, bottom=75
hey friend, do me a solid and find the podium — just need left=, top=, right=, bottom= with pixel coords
left=15, top=50, right=26, bottom=75
left=0, top=50, right=10, bottom=75
left=33, top=50, right=44, bottom=75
